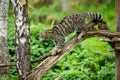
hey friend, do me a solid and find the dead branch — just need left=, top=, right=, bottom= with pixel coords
left=0, top=62, right=15, bottom=67
left=31, top=53, right=51, bottom=63
left=100, top=37, right=120, bottom=42
left=86, top=30, right=120, bottom=38
left=0, top=53, right=51, bottom=67
left=25, top=22, right=96, bottom=80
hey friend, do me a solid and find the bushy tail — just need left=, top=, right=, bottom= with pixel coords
left=85, top=12, right=103, bottom=22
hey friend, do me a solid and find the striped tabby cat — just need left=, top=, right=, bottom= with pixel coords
left=40, top=12, right=103, bottom=55
left=40, top=12, right=103, bottom=47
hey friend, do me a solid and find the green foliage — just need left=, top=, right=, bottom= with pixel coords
left=7, top=0, right=115, bottom=80
left=42, top=44, right=115, bottom=80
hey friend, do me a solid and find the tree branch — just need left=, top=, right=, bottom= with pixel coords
left=0, top=62, right=15, bottom=67
left=85, top=30, right=120, bottom=38
left=0, top=52, right=51, bottom=67
left=31, top=53, right=51, bottom=63
left=25, top=22, right=96, bottom=80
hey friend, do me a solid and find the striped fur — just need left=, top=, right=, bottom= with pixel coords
left=40, top=12, right=103, bottom=46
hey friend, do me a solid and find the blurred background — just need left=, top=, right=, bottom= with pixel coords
left=8, top=0, right=115, bottom=79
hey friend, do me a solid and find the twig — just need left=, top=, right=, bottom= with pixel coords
left=0, top=62, right=15, bottom=67
left=0, top=53, right=51, bottom=67
left=31, top=53, right=51, bottom=63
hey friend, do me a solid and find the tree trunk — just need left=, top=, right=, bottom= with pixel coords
left=11, top=0, right=31, bottom=79
left=115, top=0, right=120, bottom=80
left=0, top=0, right=9, bottom=77
left=62, top=0, right=68, bottom=12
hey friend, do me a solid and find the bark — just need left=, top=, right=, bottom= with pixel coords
left=11, top=0, right=31, bottom=79
left=0, top=0, right=9, bottom=77
left=115, top=0, right=120, bottom=80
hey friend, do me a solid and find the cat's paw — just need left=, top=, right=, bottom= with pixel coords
left=50, top=46, right=63, bottom=56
